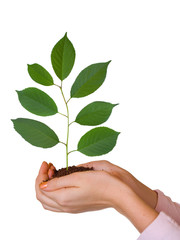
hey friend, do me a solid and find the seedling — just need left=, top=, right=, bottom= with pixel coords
left=11, top=33, right=120, bottom=171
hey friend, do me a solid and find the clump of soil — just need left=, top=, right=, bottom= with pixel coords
left=52, top=165, right=94, bottom=178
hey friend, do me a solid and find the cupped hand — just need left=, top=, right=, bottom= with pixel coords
left=77, top=160, right=128, bottom=180
left=36, top=161, right=130, bottom=214
left=35, top=160, right=157, bottom=213
left=78, top=160, right=158, bottom=209
left=35, top=161, right=63, bottom=212
left=35, top=161, right=159, bottom=233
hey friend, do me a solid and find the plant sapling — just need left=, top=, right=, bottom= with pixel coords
left=11, top=33, right=120, bottom=177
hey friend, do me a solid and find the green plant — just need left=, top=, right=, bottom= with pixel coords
left=11, top=33, right=120, bottom=171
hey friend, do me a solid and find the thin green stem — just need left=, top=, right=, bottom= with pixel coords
left=54, top=83, right=61, bottom=88
left=58, top=112, right=68, bottom=118
left=69, top=121, right=75, bottom=126
left=68, top=150, right=77, bottom=155
left=59, top=81, right=70, bottom=171
left=59, top=141, right=66, bottom=146
left=67, top=97, right=72, bottom=104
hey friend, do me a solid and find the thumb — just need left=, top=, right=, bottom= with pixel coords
left=39, top=172, right=81, bottom=191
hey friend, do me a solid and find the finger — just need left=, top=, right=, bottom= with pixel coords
left=39, top=172, right=81, bottom=191
left=35, top=162, right=65, bottom=211
left=36, top=161, right=49, bottom=183
left=48, top=165, right=56, bottom=179
left=41, top=203, right=63, bottom=212
left=64, top=204, right=110, bottom=213
left=36, top=176, right=63, bottom=209
left=43, top=188, right=110, bottom=213
left=48, top=163, right=56, bottom=170
left=36, top=189, right=62, bottom=209
left=77, top=160, right=110, bottom=171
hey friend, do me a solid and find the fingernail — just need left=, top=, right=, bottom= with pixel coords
left=42, top=161, right=46, bottom=166
left=48, top=163, right=53, bottom=168
left=50, top=165, right=55, bottom=170
left=40, top=182, right=48, bottom=189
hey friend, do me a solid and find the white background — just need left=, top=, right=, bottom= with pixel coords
left=1, top=1, right=180, bottom=239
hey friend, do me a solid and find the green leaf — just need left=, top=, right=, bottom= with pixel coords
left=16, top=87, right=58, bottom=116
left=11, top=118, right=59, bottom=148
left=77, top=127, right=120, bottom=156
left=28, top=64, right=54, bottom=86
left=75, top=101, right=118, bottom=126
left=51, top=33, right=75, bottom=80
left=70, top=61, right=111, bottom=98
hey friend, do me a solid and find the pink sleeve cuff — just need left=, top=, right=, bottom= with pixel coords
left=137, top=212, right=180, bottom=240
left=155, top=190, right=180, bottom=224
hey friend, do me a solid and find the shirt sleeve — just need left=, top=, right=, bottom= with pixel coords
left=137, top=212, right=180, bottom=240
left=155, top=190, right=180, bottom=225
left=137, top=190, right=180, bottom=240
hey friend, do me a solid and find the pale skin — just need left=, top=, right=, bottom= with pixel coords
left=35, top=160, right=159, bottom=233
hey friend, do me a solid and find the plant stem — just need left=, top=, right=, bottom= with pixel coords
left=69, top=121, right=75, bottom=126
left=58, top=112, right=68, bottom=118
left=68, top=149, right=77, bottom=155
left=59, top=81, right=70, bottom=171
left=67, top=97, right=71, bottom=103
left=59, top=141, right=66, bottom=146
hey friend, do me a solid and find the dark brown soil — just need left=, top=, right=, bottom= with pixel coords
left=52, top=165, right=94, bottom=178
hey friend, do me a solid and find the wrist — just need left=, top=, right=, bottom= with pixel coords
left=118, top=170, right=158, bottom=209
left=107, top=178, right=135, bottom=215
left=110, top=182, right=159, bottom=232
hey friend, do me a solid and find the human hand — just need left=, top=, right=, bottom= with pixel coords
left=35, top=161, right=64, bottom=212
left=36, top=161, right=132, bottom=214
left=77, top=160, right=158, bottom=209
left=36, top=160, right=157, bottom=212
left=36, top=161, right=158, bottom=233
